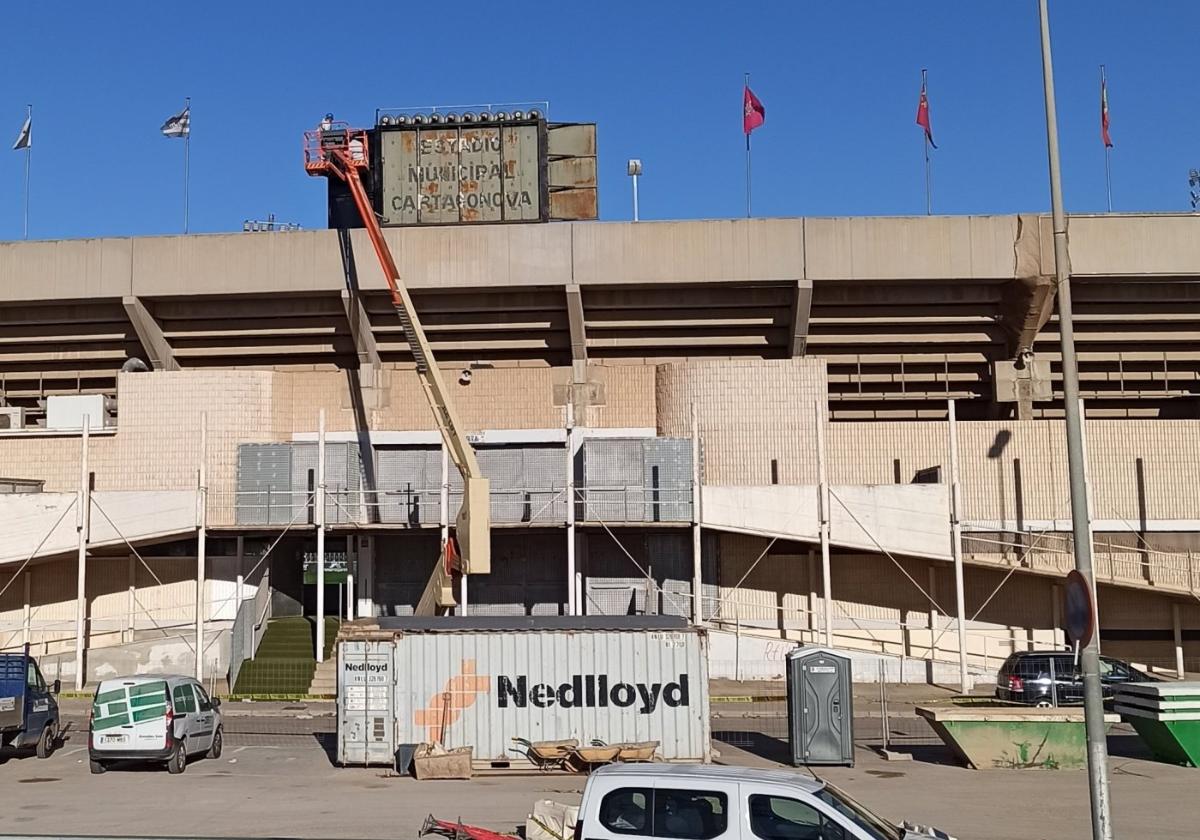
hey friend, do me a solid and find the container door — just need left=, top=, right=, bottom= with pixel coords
left=338, top=641, right=394, bottom=765
left=23, top=660, right=51, bottom=738
left=796, top=653, right=849, bottom=765
left=0, top=655, right=26, bottom=732
left=92, top=680, right=170, bottom=754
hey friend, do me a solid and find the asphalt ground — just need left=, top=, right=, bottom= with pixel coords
left=0, top=697, right=1193, bottom=839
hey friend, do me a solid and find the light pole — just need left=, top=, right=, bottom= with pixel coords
left=627, top=159, right=642, bottom=221
left=1037, top=3, right=1112, bottom=839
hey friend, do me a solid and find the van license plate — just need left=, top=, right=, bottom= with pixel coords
left=101, top=734, right=128, bottom=744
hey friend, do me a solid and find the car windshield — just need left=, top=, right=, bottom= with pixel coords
left=816, top=783, right=904, bottom=840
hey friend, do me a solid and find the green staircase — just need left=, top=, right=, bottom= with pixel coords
left=232, top=617, right=340, bottom=697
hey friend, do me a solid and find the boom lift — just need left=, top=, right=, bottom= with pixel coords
left=304, top=122, right=490, bottom=615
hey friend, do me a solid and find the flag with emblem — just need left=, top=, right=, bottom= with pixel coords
left=743, top=86, right=765, bottom=135
left=1101, top=77, right=1113, bottom=148
left=161, top=106, right=190, bottom=138
left=12, top=114, right=30, bottom=150
left=916, top=82, right=936, bottom=149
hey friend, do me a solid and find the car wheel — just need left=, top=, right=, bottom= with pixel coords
left=89, top=758, right=107, bottom=774
left=166, top=741, right=187, bottom=774
left=1035, top=699, right=1054, bottom=708
left=206, top=727, right=223, bottom=760
left=35, top=725, right=54, bottom=759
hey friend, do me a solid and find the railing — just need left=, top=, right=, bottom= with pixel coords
left=218, top=484, right=695, bottom=529
left=963, top=530, right=1200, bottom=596
left=228, top=569, right=271, bottom=692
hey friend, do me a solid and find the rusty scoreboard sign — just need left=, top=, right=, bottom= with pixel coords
left=372, top=115, right=597, bottom=226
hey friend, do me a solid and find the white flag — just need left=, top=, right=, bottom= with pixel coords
left=161, top=106, right=190, bottom=138
left=12, top=115, right=30, bottom=150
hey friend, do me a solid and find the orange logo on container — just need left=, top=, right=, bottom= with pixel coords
left=412, top=659, right=491, bottom=743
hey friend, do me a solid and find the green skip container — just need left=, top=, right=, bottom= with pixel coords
left=1114, top=681, right=1200, bottom=767
left=916, top=703, right=1118, bottom=770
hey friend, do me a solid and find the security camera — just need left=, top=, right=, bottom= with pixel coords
left=459, top=369, right=473, bottom=385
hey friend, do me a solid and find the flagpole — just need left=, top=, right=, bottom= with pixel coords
left=22, top=104, right=31, bottom=240
left=922, top=70, right=932, bottom=216
left=183, top=96, right=191, bottom=234
left=1101, top=66, right=1112, bottom=213
left=745, top=73, right=752, bottom=218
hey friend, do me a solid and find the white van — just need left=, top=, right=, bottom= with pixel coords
left=89, top=674, right=223, bottom=774
left=576, top=764, right=954, bottom=840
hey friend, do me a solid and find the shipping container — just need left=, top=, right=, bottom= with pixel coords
left=337, top=617, right=710, bottom=767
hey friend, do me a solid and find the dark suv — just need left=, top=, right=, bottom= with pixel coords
left=995, top=650, right=1153, bottom=706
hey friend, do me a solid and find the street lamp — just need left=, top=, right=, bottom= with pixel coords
left=627, top=159, right=643, bottom=221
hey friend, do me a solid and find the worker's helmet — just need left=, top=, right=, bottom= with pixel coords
left=324, top=113, right=334, bottom=121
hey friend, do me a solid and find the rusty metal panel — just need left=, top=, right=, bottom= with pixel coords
left=503, top=125, right=541, bottom=221
left=380, top=130, right=418, bottom=225
left=547, top=123, right=596, bottom=158
left=548, top=157, right=597, bottom=189
left=550, top=189, right=598, bottom=221
left=459, top=126, right=503, bottom=223
left=418, top=128, right=460, bottom=224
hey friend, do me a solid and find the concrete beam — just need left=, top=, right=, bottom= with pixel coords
left=788, top=279, right=813, bottom=357
left=999, top=214, right=1057, bottom=358
left=121, top=295, right=180, bottom=371
left=565, top=283, right=588, bottom=380
left=340, top=289, right=381, bottom=368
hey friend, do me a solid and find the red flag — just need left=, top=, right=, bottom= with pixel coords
left=916, top=85, right=936, bottom=149
left=743, top=86, right=765, bottom=135
left=1101, top=78, right=1113, bottom=148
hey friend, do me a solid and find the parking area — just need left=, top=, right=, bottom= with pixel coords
left=0, top=697, right=1194, bottom=839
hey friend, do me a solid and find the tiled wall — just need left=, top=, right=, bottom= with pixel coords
left=828, top=418, right=1200, bottom=523
left=657, top=358, right=829, bottom=484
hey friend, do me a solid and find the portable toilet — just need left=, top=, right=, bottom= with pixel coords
left=787, top=647, right=854, bottom=767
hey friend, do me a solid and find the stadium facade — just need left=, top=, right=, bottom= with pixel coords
left=0, top=212, right=1197, bottom=688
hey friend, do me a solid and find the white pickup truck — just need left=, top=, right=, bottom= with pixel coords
left=572, top=764, right=953, bottom=840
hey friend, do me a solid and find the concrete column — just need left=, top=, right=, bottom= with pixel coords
left=948, top=400, right=970, bottom=693
left=691, top=404, right=704, bottom=624
left=807, top=549, right=818, bottom=636
left=345, top=535, right=355, bottom=622
left=22, top=570, right=31, bottom=647
left=1052, top=584, right=1063, bottom=648
left=315, top=410, right=326, bottom=663
left=816, top=402, right=833, bottom=648
left=126, top=555, right=136, bottom=644
left=576, top=533, right=588, bottom=616
left=928, top=566, right=939, bottom=661
left=1174, top=603, right=1185, bottom=679
left=566, top=402, right=577, bottom=616
left=74, top=415, right=90, bottom=692
left=356, top=536, right=376, bottom=618
left=195, top=414, right=207, bottom=682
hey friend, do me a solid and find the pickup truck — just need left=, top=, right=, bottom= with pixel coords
left=574, top=764, right=954, bottom=840
left=0, top=652, right=61, bottom=761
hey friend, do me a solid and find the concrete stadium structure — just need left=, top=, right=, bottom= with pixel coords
left=0, top=213, right=1198, bottom=689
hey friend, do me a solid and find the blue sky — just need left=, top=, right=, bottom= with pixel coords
left=1, top=1, right=1196, bottom=240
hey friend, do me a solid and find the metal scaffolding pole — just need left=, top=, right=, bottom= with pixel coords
left=74, top=416, right=90, bottom=691
left=1038, top=3, right=1112, bottom=837
left=948, top=400, right=969, bottom=692
left=816, top=402, right=833, bottom=648
left=566, top=402, right=578, bottom=616
left=195, top=414, right=207, bottom=682
left=315, top=410, right=326, bottom=663
left=691, top=404, right=704, bottom=624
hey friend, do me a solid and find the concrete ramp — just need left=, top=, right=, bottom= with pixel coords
left=1, top=490, right=198, bottom=566
left=701, top=484, right=951, bottom=561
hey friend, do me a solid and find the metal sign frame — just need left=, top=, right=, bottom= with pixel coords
left=371, top=119, right=550, bottom=227
left=1064, top=568, right=1096, bottom=648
